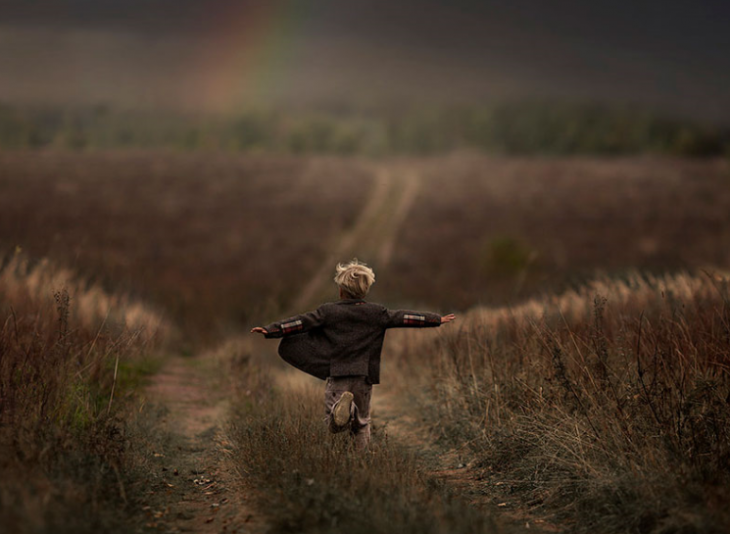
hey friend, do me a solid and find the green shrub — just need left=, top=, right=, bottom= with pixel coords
left=481, top=236, right=535, bottom=277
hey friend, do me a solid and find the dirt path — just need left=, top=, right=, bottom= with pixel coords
left=137, top=164, right=518, bottom=533
left=291, top=165, right=421, bottom=312
left=140, top=355, right=264, bottom=534
left=279, top=162, right=547, bottom=532
left=376, top=169, right=420, bottom=268
left=131, top=164, right=418, bottom=533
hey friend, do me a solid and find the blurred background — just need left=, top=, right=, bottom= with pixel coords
left=1, top=0, right=729, bottom=154
left=1, top=0, right=730, bottom=341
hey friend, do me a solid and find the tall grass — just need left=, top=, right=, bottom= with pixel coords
left=0, top=253, right=172, bottom=532
left=390, top=271, right=730, bottom=533
left=222, top=346, right=500, bottom=534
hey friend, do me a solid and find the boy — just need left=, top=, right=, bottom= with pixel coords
left=250, top=259, right=456, bottom=449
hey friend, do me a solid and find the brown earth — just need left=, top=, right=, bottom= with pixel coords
left=139, top=355, right=265, bottom=534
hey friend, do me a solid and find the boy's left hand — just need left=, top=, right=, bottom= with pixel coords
left=250, top=327, right=268, bottom=335
left=441, top=314, right=456, bottom=324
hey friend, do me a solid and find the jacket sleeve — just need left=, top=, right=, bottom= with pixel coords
left=384, top=309, right=442, bottom=329
left=262, top=306, right=327, bottom=339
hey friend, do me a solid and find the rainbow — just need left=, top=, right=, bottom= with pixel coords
left=193, top=1, right=307, bottom=111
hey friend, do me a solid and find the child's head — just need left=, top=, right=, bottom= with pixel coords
left=334, top=259, right=375, bottom=299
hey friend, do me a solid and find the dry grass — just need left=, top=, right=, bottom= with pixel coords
left=388, top=271, right=730, bottom=533
left=379, top=155, right=730, bottom=310
left=0, top=253, right=171, bottom=344
left=3, top=152, right=729, bottom=329
left=0, top=253, right=171, bottom=533
left=3, top=150, right=730, bottom=532
left=0, top=151, right=373, bottom=340
left=221, top=345, right=503, bottom=534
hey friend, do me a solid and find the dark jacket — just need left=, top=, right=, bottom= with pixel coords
left=263, top=299, right=442, bottom=384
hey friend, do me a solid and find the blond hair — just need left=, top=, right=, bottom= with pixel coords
left=334, top=259, right=375, bottom=299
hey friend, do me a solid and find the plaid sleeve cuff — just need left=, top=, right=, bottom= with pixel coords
left=281, top=319, right=304, bottom=334
left=404, top=313, right=427, bottom=325
left=263, top=317, right=307, bottom=338
left=403, top=312, right=441, bottom=327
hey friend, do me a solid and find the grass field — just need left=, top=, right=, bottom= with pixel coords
left=384, top=271, right=730, bottom=532
left=1, top=150, right=729, bottom=533
left=378, top=155, right=730, bottom=309
left=0, top=151, right=373, bottom=339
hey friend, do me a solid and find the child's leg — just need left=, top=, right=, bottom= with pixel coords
left=324, top=377, right=353, bottom=434
left=349, top=377, right=372, bottom=449
left=325, top=376, right=372, bottom=445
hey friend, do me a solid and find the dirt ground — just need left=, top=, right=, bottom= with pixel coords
left=139, top=356, right=265, bottom=534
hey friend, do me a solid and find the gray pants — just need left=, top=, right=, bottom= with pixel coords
left=324, top=375, right=372, bottom=449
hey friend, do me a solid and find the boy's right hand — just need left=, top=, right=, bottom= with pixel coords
left=250, top=327, right=268, bottom=335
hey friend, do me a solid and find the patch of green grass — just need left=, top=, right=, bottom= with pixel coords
left=113, top=355, right=164, bottom=393
left=481, top=237, right=536, bottom=278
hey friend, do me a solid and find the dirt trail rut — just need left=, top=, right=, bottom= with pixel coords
left=282, top=161, right=545, bottom=532
left=134, top=164, right=414, bottom=533
left=141, top=356, right=263, bottom=534
left=141, top=165, right=515, bottom=533
left=292, top=166, right=420, bottom=312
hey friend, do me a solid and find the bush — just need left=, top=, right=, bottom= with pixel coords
left=480, top=236, right=536, bottom=277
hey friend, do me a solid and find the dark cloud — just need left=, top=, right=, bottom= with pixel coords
left=1, top=0, right=728, bottom=119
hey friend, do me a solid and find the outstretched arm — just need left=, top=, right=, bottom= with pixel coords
left=385, top=309, right=455, bottom=329
left=250, top=307, right=327, bottom=338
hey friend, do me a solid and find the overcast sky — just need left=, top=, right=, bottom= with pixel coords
left=1, top=0, right=728, bottom=120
